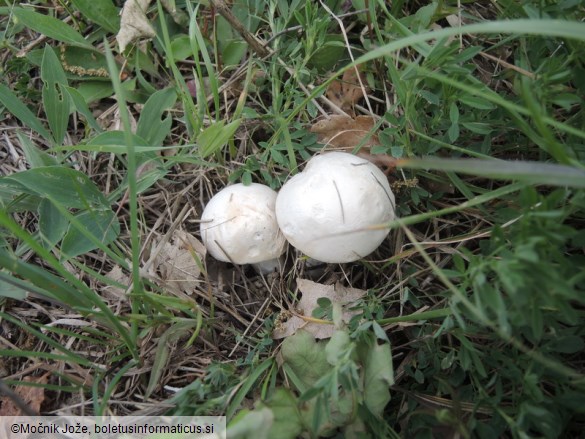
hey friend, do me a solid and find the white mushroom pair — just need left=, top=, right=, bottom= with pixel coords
left=200, top=152, right=396, bottom=271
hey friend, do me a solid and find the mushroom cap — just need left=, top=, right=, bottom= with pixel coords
left=200, top=183, right=286, bottom=264
left=275, top=152, right=395, bottom=263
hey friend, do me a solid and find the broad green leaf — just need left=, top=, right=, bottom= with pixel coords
left=221, top=40, right=248, bottom=67
left=281, top=330, right=329, bottom=390
left=0, top=84, right=54, bottom=143
left=226, top=408, right=273, bottom=439
left=308, top=36, right=346, bottom=71
left=70, top=0, right=120, bottom=33
left=59, top=46, right=109, bottom=77
left=17, top=132, right=58, bottom=168
left=260, top=389, right=303, bottom=439
left=38, top=198, right=68, bottom=249
left=61, top=208, right=119, bottom=259
left=136, top=88, right=177, bottom=145
left=363, top=343, right=394, bottom=416
left=12, top=7, right=92, bottom=48
left=75, top=81, right=114, bottom=103
left=199, top=119, right=241, bottom=158
left=0, top=277, right=28, bottom=300
left=74, top=78, right=135, bottom=104
left=1, top=166, right=110, bottom=210
left=325, top=330, right=351, bottom=365
left=63, top=86, right=103, bottom=133
left=396, top=157, right=585, bottom=188
left=170, top=34, right=193, bottom=61
left=41, top=45, right=70, bottom=145
left=0, top=185, right=42, bottom=213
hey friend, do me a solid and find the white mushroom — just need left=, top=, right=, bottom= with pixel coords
left=200, top=183, right=286, bottom=272
left=275, top=152, right=395, bottom=263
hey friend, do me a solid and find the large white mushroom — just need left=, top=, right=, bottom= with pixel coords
left=275, top=152, right=395, bottom=263
left=200, top=183, right=286, bottom=272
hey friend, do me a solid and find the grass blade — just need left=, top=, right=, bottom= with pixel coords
left=396, top=157, right=585, bottom=188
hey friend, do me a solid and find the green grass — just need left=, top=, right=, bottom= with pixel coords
left=1, top=0, right=584, bottom=437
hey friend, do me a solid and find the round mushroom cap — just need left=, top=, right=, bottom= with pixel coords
left=200, top=183, right=286, bottom=264
left=275, top=152, right=395, bottom=263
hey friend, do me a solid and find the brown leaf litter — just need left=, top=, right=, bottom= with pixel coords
left=273, top=279, right=366, bottom=340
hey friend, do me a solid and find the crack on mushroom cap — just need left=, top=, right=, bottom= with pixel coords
left=275, top=152, right=395, bottom=263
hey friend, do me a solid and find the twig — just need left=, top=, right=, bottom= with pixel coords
left=479, top=51, right=535, bottom=79
left=208, top=0, right=271, bottom=58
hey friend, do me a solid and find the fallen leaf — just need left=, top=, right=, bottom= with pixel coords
left=153, top=230, right=206, bottom=293
left=273, top=279, right=365, bottom=339
left=116, top=0, right=155, bottom=53
left=326, top=66, right=370, bottom=114
left=310, top=115, right=379, bottom=151
left=104, top=265, right=131, bottom=297
left=0, top=374, right=48, bottom=416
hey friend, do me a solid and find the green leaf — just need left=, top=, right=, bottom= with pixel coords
left=170, top=34, right=193, bottom=61
left=75, top=81, right=114, bottom=103
left=1, top=166, right=110, bottom=210
left=17, top=132, right=58, bottom=168
left=281, top=330, right=330, bottom=390
left=449, top=102, right=459, bottom=124
left=199, top=119, right=241, bottom=158
left=308, top=35, right=346, bottom=71
left=447, top=123, right=459, bottom=142
left=227, top=408, right=273, bottom=439
left=0, top=83, right=54, bottom=143
left=136, top=88, right=177, bottom=145
left=459, top=95, right=496, bottom=110
left=63, top=86, right=103, bottom=133
left=363, top=343, right=394, bottom=416
left=259, top=389, right=303, bottom=439
left=551, top=335, right=584, bottom=354
left=70, top=0, right=120, bottom=33
left=61, top=208, right=120, bottom=259
left=41, top=45, right=70, bottom=145
left=38, top=198, right=68, bottom=249
left=0, top=277, right=29, bottom=300
left=221, top=40, right=248, bottom=67
left=144, top=321, right=198, bottom=398
left=12, top=7, right=92, bottom=48
left=325, top=330, right=351, bottom=365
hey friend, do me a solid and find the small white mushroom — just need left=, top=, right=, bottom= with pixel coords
left=200, top=183, right=286, bottom=272
left=275, top=152, right=395, bottom=263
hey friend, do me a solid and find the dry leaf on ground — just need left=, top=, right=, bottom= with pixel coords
left=152, top=230, right=206, bottom=293
left=104, top=265, right=131, bottom=297
left=326, top=67, right=370, bottom=114
left=117, top=0, right=155, bottom=53
left=273, top=279, right=365, bottom=340
left=0, top=374, right=48, bottom=416
left=310, top=115, right=379, bottom=150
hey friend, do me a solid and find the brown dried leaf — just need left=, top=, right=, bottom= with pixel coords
left=104, top=265, right=131, bottom=297
left=273, top=279, right=365, bottom=340
left=326, top=67, right=370, bottom=114
left=116, top=0, right=155, bottom=53
left=0, top=374, right=48, bottom=416
left=310, top=115, right=379, bottom=150
left=154, top=230, right=206, bottom=293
